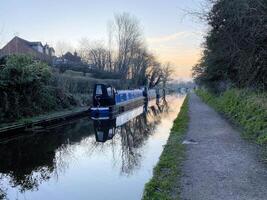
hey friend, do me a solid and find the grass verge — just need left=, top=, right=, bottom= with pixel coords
left=196, top=89, right=267, bottom=144
left=142, top=95, right=189, bottom=200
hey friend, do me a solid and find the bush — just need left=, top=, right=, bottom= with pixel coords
left=0, top=55, right=77, bottom=123
left=91, top=69, right=121, bottom=79
left=0, top=55, right=52, bottom=121
left=196, top=89, right=267, bottom=144
left=50, top=72, right=122, bottom=94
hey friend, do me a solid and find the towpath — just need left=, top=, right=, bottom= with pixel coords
left=181, top=93, right=267, bottom=200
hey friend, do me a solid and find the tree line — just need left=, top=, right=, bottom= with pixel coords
left=78, top=13, right=172, bottom=88
left=0, top=13, right=173, bottom=123
left=193, top=0, right=267, bottom=91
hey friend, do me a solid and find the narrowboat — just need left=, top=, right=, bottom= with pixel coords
left=90, top=84, right=165, bottom=117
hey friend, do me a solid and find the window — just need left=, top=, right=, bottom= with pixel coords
left=96, top=85, right=102, bottom=95
left=97, top=131, right=104, bottom=141
left=107, top=87, right=113, bottom=97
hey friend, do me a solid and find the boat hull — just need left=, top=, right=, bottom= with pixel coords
left=90, top=97, right=145, bottom=117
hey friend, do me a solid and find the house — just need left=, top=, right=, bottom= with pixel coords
left=63, top=51, right=81, bottom=63
left=54, top=51, right=82, bottom=66
left=53, top=51, right=95, bottom=74
left=0, top=36, right=55, bottom=64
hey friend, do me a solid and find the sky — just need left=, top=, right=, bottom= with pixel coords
left=0, top=0, right=206, bottom=79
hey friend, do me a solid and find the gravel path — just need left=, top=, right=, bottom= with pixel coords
left=181, top=93, right=267, bottom=200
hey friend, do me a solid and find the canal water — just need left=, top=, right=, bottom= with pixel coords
left=0, top=95, right=185, bottom=200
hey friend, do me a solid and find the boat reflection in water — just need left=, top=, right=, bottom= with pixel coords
left=90, top=99, right=169, bottom=175
left=0, top=95, right=185, bottom=200
left=92, top=99, right=168, bottom=143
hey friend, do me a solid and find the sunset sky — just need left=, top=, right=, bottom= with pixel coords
left=0, top=0, right=206, bottom=79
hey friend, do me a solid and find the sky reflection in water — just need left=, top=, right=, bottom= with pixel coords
left=0, top=95, right=185, bottom=200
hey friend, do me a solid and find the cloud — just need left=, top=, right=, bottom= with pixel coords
left=147, top=32, right=194, bottom=43
left=146, top=31, right=203, bottom=79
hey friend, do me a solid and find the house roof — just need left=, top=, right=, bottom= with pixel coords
left=12, top=36, right=43, bottom=47
left=0, top=36, right=54, bottom=63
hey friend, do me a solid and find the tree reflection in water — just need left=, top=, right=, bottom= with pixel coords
left=92, top=99, right=169, bottom=175
left=0, top=179, right=7, bottom=200
left=0, top=99, right=169, bottom=198
left=0, top=119, right=94, bottom=198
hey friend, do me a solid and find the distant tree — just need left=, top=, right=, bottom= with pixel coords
left=77, top=13, right=172, bottom=87
left=111, top=13, right=144, bottom=78
left=55, top=41, right=74, bottom=56
left=161, top=63, right=173, bottom=88
left=147, top=62, right=163, bottom=88
left=79, top=39, right=111, bottom=71
left=130, top=48, right=153, bottom=86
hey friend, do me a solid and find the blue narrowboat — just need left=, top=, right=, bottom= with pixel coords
left=90, top=84, right=160, bottom=117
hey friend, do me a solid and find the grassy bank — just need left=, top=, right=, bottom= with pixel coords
left=143, top=96, right=189, bottom=200
left=196, top=89, right=267, bottom=144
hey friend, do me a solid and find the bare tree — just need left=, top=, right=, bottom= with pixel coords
left=89, top=44, right=110, bottom=71
left=112, top=13, right=143, bottom=78
left=76, top=13, right=173, bottom=88
left=107, top=21, right=115, bottom=72
left=147, top=62, right=163, bottom=88
left=55, top=41, right=74, bottom=56
left=161, top=63, right=173, bottom=87
left=79, top=39, right=111, bottom=71
left=78, top=38, right=91, bottom=62
left=130, top=47, right=153, bottom=86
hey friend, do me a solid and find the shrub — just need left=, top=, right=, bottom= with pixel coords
left=0, top=55, right=77, bottom=123
left=50, top=72, right=122, bottom=94
left=0, top=55, right=53, bottom=121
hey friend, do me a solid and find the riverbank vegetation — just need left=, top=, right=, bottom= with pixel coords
left=193, top=0, right=267, bottom=91
left=0, top=55, right=60, bottom=123
left=143, top=96, right=189, bottom=200
left=196, top=89, right=267, bottom=144
left=50, top=70, right=120, bottom=104
left=192, top=1, right=267, bottom=143
left=0, top=55, right=120, bottom=124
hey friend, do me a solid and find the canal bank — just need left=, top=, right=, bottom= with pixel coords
left=143, top=95, right=189, bottom=200
left=0, top=107, right=89, bottom=138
